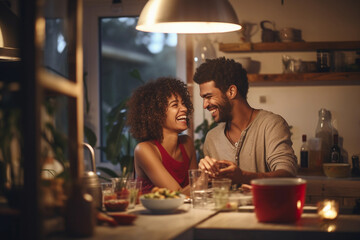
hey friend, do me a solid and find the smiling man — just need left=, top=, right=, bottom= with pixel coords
left=193, top=57, right=298, bottom=185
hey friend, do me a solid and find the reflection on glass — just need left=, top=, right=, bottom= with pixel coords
left=42, top=0, right=69, bottom=79
left=44, top=19, right=68, bottom=78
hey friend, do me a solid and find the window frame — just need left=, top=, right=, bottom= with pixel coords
left=83, top=0, right=187, bottom=170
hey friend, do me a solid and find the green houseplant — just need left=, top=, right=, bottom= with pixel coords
left=84, top=70, right=144, bottom=181
left=0, top=82, right=23, bottom=207
left=194, top=118, right=217, bottom=160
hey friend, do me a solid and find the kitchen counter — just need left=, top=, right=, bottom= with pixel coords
left=298, top=175, right=360, bottom=208
left=50, top=204, right=217, bottom=240
left=195, top=212, right=360, bottom=240
left=50, top=204, right=360, bottom=240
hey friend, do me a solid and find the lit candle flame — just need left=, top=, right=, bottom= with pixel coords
left=318, top=200, right=338, bottom=220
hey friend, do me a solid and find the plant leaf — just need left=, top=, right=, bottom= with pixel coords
left=97, top=166, right=119, bottom=178
left=84, top=125, right=97, bottom=148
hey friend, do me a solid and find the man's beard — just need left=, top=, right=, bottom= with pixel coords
left=215, top=94, right=232, bottom=123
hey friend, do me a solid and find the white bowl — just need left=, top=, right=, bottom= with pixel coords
left=140, top=194, right=185, bottom=213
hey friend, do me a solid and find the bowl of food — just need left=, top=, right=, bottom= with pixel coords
left=104, top=199, right=129, bottom=212
left=251, top=178, right=306, bottom=223
left=323, top=163, right=351, bottom=178
left=140, top=187, right=184, bottom=213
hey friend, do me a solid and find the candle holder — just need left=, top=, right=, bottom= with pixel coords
left=317, top=199, right=339, bottom=220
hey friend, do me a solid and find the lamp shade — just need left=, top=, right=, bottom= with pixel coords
left=136, top=0, right=241, bottom=34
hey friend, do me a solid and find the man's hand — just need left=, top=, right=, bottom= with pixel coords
left=216, top=160, right=243, bottom=183
left=198, top=156, right=219, bottom=177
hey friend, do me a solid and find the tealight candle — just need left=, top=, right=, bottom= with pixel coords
left=317, top=200, right=339, bottom=220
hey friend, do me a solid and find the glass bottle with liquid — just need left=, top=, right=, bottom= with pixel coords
left=315, top=108, right=337, bottom=164
left=330, top=134, right=341, bottom=163
left=351, top=155, right=360, bottom=177
left=300, top=134, right=309, bottom=168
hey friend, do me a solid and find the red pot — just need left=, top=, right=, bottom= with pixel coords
left=251, top=178, right=306, bottom=223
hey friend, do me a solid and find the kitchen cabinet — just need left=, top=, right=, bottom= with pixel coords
left=0, top=47, right=20, bottom=61
left=219, top=41, right=360, bottom=84
left=0, top=1, right=84, bottom=239
left=300, top=176, right=360, bottom=209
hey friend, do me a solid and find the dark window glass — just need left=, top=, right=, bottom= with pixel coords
left=99, top=17, right=177, bottom=162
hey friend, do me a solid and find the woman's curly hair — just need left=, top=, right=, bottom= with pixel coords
left=193, top=57, right=249, bottom=99
left=126, top=77, right=193, bottom=142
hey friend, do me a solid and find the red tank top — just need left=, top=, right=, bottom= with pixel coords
left=139, top=140, right=190, bottom=194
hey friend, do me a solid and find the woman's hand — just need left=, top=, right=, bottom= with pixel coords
left=198, top=156, right=219, bottom=178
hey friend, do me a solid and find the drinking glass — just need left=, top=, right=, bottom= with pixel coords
left=188, top=169, right=208, bottom=209
left=126, top=179, right=142, bottom=209
left=106, top=177, right=130, bottom=211
left=101, top=182, right=116, bottom=210
left=212, top=178, right=232, bottom=210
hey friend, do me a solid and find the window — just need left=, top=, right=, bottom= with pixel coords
left=99, top=17, right=177, bottom=163
left=83, top=2, right=187, bottom=173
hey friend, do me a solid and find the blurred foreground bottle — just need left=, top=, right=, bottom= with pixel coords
left=315, top=108, right=337, bottom=164
left=65, top=180, right=96, bottom=237
left=300, top=134, right=309, bottom=168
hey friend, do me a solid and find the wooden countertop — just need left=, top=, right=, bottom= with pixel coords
left=195, top=212, right=360, bottom=240
left=49, top=203, right=360, bottom=240
left=50, top=204, right=217, bottom=240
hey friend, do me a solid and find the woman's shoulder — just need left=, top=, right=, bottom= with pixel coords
left=134, top=141, right=159, bottom=157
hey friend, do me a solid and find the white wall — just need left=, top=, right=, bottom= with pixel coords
left=192, top=0, right=360, bottom=164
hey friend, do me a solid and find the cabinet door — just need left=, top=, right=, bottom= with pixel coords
left=21, top=0, right=84, bottom=238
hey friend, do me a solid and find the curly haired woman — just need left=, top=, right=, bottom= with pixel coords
left=126, top=77, right=197, bottom=195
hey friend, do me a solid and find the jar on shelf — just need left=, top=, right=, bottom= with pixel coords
left=317, top=50, right=332, bottom=72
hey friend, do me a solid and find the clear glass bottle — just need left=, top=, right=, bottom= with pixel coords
left=300, top=134, right=309, bottom=168
left=329, top=134, right=341, bottom=163
left=315, top=108, right=337, bottom=164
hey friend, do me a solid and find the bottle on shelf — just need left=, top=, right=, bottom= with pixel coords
left=316, top=50, right=332, bottom=72
left=315, top=108, right=337, bottom=164
left=300, top=134, right=309, bottom=168
left=351, top=155, right=360, bottom=177
left=329, top=134, right=342, bottom=163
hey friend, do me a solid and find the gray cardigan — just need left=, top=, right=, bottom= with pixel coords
left=203, top=109, right=298, bottom=176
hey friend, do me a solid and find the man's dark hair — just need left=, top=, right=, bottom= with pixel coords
left=193, top=57, right=249, bottom=99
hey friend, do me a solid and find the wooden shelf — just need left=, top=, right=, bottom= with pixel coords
left=219, top=41, right=360, bottom=84
left=219, top=41, right=360, bottom=53
left=248, top=72, right=360, bottom=84
left=0, top=47, right=20, bottom=61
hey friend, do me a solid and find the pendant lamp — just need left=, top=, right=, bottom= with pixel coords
left=136, top=0, right=241, bottom=34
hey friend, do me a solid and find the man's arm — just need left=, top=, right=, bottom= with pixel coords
left=216, top=160, right=295, bottom=185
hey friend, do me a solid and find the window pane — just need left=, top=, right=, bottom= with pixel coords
left=99, top=17, right=177, bottom=163
left=43, top=0, right=69, bottom=79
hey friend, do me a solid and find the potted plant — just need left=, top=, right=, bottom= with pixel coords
left=194, top=118, right=217, bottom=160
left=84, top=70, right=144, bottom=181
left=0, top=81, right=23, bottom=208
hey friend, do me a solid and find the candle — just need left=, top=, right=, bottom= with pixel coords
left=317, top=200, right=339, bottom=220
